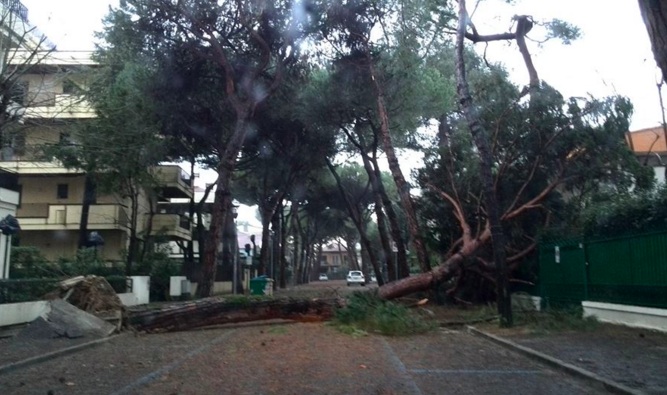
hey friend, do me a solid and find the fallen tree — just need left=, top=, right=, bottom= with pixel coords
left=128, top=297, right=344, bottom=333
left=381, top=3, right=647, bottom=303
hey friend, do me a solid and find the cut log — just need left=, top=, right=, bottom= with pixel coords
left=128, top=297, right=344, bottom=333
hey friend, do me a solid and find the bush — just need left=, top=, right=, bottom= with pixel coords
left=581, top=186, right=667, bottom=237
left=134, top=248, right=181, bottom=301
left=9, top=247, right=58, bottom=278
left=0, top=278, right=60, bottom=303
left=57, top=248, right=124, bottom=277
left=334, top=292, right=435, bottom=336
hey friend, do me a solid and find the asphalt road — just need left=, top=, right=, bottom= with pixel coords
left=0, top=323, right=607, bottom=394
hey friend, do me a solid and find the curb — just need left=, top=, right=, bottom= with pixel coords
left=0, top=335, right=117, bottom=376
left=467, top=326, right=644, bottom=395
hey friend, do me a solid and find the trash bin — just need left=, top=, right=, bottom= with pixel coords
left=249, top=275, right=274, bottom=296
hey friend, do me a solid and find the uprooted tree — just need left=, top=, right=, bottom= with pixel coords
left=377, top=2, right=648, bottom=305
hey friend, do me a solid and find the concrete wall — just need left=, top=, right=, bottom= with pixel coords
left=0, top=275, right=152, bottom=327
left=118, top=276, right=150, bottom=306
left=0, top=301, right=49, bottom=327
left=169, top=276, right=187, bottom=297
left=188, top=281, right=232, bottom=297
left=582, top=301, right=667, bottom=333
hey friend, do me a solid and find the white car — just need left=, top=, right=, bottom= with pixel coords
left=318, top=273, right=328, bottom=281
left=346, top=270, right=365, bottom=286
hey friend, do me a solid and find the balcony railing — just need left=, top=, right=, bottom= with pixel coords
left=23, top=94, right=95, bottom=119
left=1, top=0, right=28, bottom=23
left=151, top=166, right=193, bottom=200
left=151, top=213, right=191, bottom=240
left=17, top=204, right=128, bottom=229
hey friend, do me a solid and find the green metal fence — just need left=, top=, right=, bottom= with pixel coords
left=539, top=230, right=667, bottom=309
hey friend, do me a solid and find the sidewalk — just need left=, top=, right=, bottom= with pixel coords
left=473, top=322, right=667, bottom=394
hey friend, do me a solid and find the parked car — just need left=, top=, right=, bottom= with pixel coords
left=370, top=274, right=377, bottom=283
left=346, top=270, right=365, bottom=286
left=318, top=273, right=328, bottom=281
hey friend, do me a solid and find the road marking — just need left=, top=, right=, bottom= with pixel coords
left=381, top=338, right=423, bottom=395
left=109, top=329, right=236, bottom=395
left=409, top=369, right=543, bottom=375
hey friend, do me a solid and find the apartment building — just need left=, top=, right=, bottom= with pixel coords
left=0, top=2, right=193, bottom=263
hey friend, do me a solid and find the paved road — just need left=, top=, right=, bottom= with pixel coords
left=0, top=323, right=606, bottom=394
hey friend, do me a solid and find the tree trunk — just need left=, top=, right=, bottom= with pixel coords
left=370, top=157, right=409, bottom=278
left=126, top=185, right=140, bottom=276
left=343, top=235, right=359, bottom=271
left=128, top=297, right=343, bottom=333
left=290, top=201, right=301, bottom=284
left=276, top=205, right=286, bottom=287
left=456, top=0, right=512, bottom=327
left=361, top=152, right=392, bottom=284
left=259, top=211, right=272, bottom=276
left=639, top=0, right=667, bottom=82
left=181, top=159, right=198, bottom=280
left=198, top=117, right=250, bottom=297
left=366, top=52, right=431, bottom=273
left=222, top=199, right=242, bottom=293
left=140, top=194, right=156, bottom=263
left=326, top=160, right=383, bottom=282
left=266, top=204, right=284, bottom=277
left=78, top=174, right=96, bottom=249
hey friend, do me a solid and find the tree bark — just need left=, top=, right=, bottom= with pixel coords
left=361, top=153, right=391, bottom=285
left=78, top=174, right=96, bottom=249
left=198, top=117, right=249, bottom=297
left=366, top=52, right=431, bottom=273
left=128, top=297, right=343, bottom=333
left=639, top=0, right=667, bottom=82
left=369, top=154, right=409, bottom=278
left=456, top=0, right=512, bottom=327
left=326, top=160, right=383, bottom=283
left=126, top=184, right=140, bottom=276
left=290, top=201, right=302, bottom=283
left=342, top=126, right=396, bottom=283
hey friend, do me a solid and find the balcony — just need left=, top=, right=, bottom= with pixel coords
left=152, top=165, right=193, bottom=200
left=17, top=203, right=128, bottom=231
left=24, top=94, right=95, bottom=119
left=0, top=160, right=80, bottom=175
left=151, top=213, right=191, bottom=241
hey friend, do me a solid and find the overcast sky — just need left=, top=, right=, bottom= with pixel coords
left=21, top=0, right=661, bottom=131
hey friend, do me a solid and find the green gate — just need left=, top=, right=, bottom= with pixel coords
left=539, top=230, right=667, bottom=309
left=539, top=237, right=587, bottom=307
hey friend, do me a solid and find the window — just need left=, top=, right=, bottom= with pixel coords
left=57, top=184, right=68, bottom=199
left=10, top=81, right=28, bottom=105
